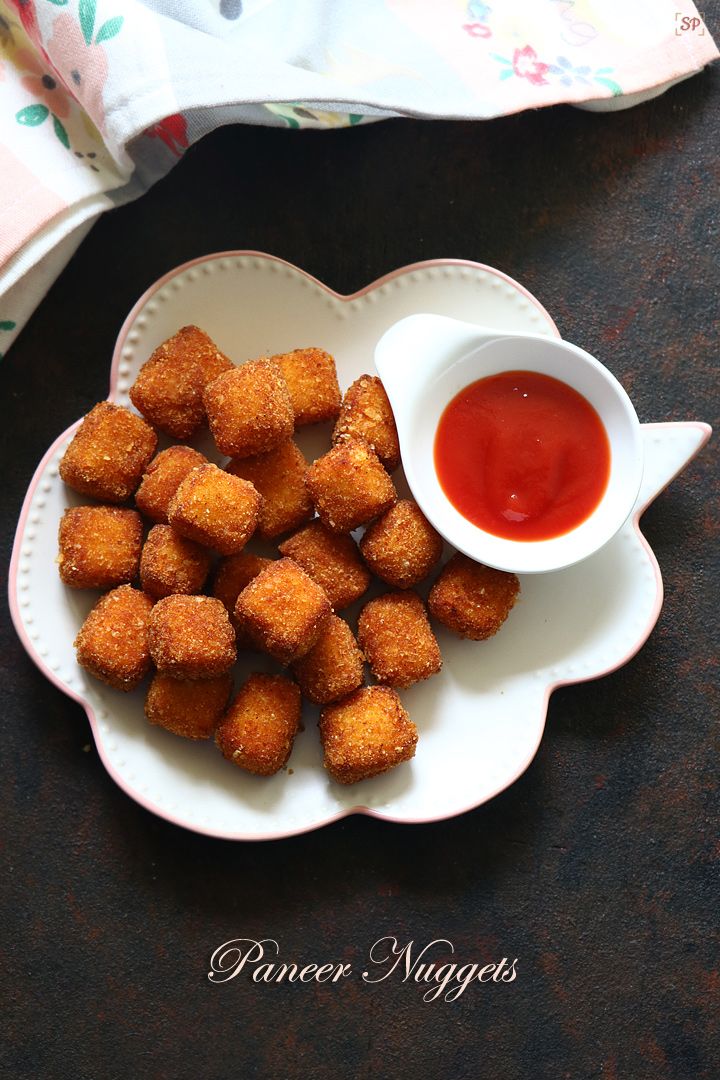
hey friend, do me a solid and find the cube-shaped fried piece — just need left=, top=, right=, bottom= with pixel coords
left=148, top=595, right=236, bottom=679
left=59, top=401, right=157, bottom=503
left=58, top=506, right=142, bottom=590
left=135, top=446, right=208, bottom=524
left=215, top=673, right=302, bottom=776
left=332, top=375, right=400, bottom=471
left=360, top=500, right=443, bottom=589
left=427, top=553, right=520, bottom=641
left=212, top=552, right=273, bottom=621
left=145, top=672, right=233, bottom=740
left=273, top=347, right=341, bottom=426
left=227, top=439, right=313, bottom=539
left=203, top=358, right=294, bottom=458
left=291, top=614, right=365, bottom=705
left=305, top=438, right=396, bottom=534
left=358, top=591, right=442, bottom=689
left=234, top=558, right=331, bottom=664
left=74, top=585, right=154, bottom=691
left=319, top=686, right=418, bottom=785
left=139, top=524, right=212, bottom=599
left=129, top=325, right=232, bottom=439
left=168, top=463, right=261, bottom=555
left=278, top=520, right=370, bottom=610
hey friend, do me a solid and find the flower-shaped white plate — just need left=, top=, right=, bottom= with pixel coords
left=8, top=253, right=710, bottom=840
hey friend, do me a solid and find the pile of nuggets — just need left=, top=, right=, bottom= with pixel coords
left=58, top=325, right=520, bottom=785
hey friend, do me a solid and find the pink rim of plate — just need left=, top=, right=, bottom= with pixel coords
left=7, top=251, right=713, bottom=841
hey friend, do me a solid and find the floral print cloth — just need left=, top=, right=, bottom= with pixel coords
left=0, top=0, right=717, bottom=357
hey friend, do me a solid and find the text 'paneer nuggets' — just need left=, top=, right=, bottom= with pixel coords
left=428, top=553, right=520, bottom=641
left=168, top=463, right=261, bottom=555
left=234, top=558, right=331, bottom=664
left=360, top=500, right=443, bottom=589
left=74, top=585, right=154, bottom=692
left=59, top=401, right=157, bottom=503
left=292, top=614, right=365, bottom=705
left=227, top=439, right=313, bottom=539
left=145, top=672, right=233, bottom=740
left=203, top=358, right=294, bottom=458
left=274, top=347, right=341, bottom=426
left=215, top=673, right=302, bottom=776
left=148, top=595, right=236, bottom=679
left=139, top=524, right=211, bottom=599
left=358, top=591, right=442, bottom=689
left=319, top=686, right=418, bottom=785
left=305, top=438, right=396, bottom=534
left=278, top=520, right=370, bottom=610
left=332, top=374, right=400, bottom=471
left=58, top=505, right=142, bottom=590
left=135, top=445, right=208, bottom=524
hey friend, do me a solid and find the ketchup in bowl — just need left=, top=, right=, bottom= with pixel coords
left=434, top=370, right=611, bottom=542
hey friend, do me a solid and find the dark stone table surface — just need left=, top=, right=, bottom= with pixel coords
left=2, top=48, right=718, bottom=1080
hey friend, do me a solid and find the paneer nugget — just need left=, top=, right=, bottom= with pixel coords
left=212, top=552, right=273, bottom=620
left=215, top=673, right=302, bottom=776
left=203, top=358, right=294, bottom=458
left=332, top=375, right=400, bottom=471
left=145, top=672, right=233, bottom=740
left=291, top=614, right=365, bottom=705
left=360, top=500, right=443, bottom=589
left=357, top=592, right=442, bottom=689
left=168, top=463, right=261, bottom=555
left=135, top=446, right=208, bottom=523
left=278, top=520, right=370, bottom=610
left=227, top=439, right=313, bottom=539
left=59, top=401, right=157, bottom=503
left=273, top=347, right=341, bottom=426
left=319, top=686, right=418, bottom=785
left=234, top=558, right=331, bottom=664
left=428, top=553, right=520, bottom=640
left=305, top=438, right=396, bottom=534
left=129, top=325, right=232, bottom=439
left=58, top=506, right=142, bottom=590
left=139, top=524, right=211, bottom=599
left=148, top=595, right=236, bottom=679
left=74, top=585, right=153, bottom=691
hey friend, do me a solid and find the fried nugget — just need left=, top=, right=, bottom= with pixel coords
left=427, top=553, right=520, bottom=640
left=215, top=673, right=302, bottom=776
left=168, top=463, right=261, bottom=555
left=74, top=585, right=153, bottom=691
left=135, top=446, right=208, bottom=524
left=129, top=325, right=232, bottom=439
left=278, top=520, right=370, bottom=610
left=332, top=374, right=400, bottom=471
left=203, top=358, right=294, bottom=458
left=148, top=595, right=236, bottom=679
left=360, top=500, right=443, bottom=589
left=291, top=614, right=365, bottom=705
left=139, top=524, right=211, bottom=599
left=273, top=347, right=341, bottom=426
left=234, top=558, right=331, bottom=664
left=305, top=438, right=396, bottom=534
left=58, top=506, right=142, bottom=590
left=212, top=552, right=273, bottom=620
left=319, top=686, right=418, bottom=785
left=145, top=672, right=233, bottom=739
left=357, top=592, right=442, bottom=689
left=59, top=401, right=157, bottom=503
left=227, top=439, right=313, bottom=539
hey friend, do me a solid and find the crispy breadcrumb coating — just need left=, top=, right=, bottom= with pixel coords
left=227, top=439, right=313, bottom=539
left=212, top=552, right=273, bottom=621
left=145, top=672, right=233, bottom=739
left=59, top=401, right=157, bottom=503
left=305, top=438, right=396, bottom=533
left=58, top=506, right=142, bottom=590
left=139, top=524, right=211, bottom=599
left=135, top=446, right=208, bottom=524
left=273, top=347, right=341, bottom=426
left=428, top=553, right=520, bottom=640
left=74, top=585, right=154, bottom=691
left=234, top=557, right=332, bottom=664
left=360, top=499, right=443, bottom=589
left=203, top=358, right=294, bottom=458
left=215, top=673, right=302, bottom=776
left=148, top=595, right=236, bottom=678
left=168, top=463, right=261, bottom=555
left=358, top=591, right=442, bottom=689
left=278, top=520, right=371, bottom=610
left=319, top=686, right=418, bottom=785
left=332, top=375, right=400, bottom=471
left=291, top=614, right=365, bottom=705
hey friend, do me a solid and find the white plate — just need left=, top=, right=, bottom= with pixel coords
left=8, top=252, right=711, bottom=840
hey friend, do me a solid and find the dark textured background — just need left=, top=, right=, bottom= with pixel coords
left=2, top=48, right=719, bottom=1080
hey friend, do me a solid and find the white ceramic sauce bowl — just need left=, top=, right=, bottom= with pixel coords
left=374, top=314, right=644, bottom=574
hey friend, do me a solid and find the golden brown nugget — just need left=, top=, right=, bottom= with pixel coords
left=357, top=592, right=442, bottom=689
left=319, top=686, right=418, bottom=785
left=428, top=553, right=520, bottom=641
left=212, top=552, right=273, bottom=620
left=168, top=463, right=261, bottom=555
left=291, top=614, right=365, bottom=705
left=58, top=506, right=142, bottom=590
left=227, top=439, right=313, bottom=539
left=203, top=358, right=294, bottom=458
left=74, top=585, right=153, bottom=691
left=139, top=524, right=212, bottom=599
left=129, top=325, right=232, bottom=439
left=278, top=520, right=370, bottom=610
left=215, top=673, right=302, bottom=776
left=59, top=401, right=157, bottom=503
left=305, top=438, right=396, bottom=534
left=360, top=500, right=443, bottom=589
left=332, top=374, right=400, bottom=471
left=145, top=672, right=233, bottom=740
left=135, top=446, right=208, bottom=523
left=148, top=595, right=236, bottom=679
left=273, top=347, right=341, bottom=426
left=234, top=558, right=332, bottom=664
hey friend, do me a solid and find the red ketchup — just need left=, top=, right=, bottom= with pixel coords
left=434, top=370, right=611, bottom=541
